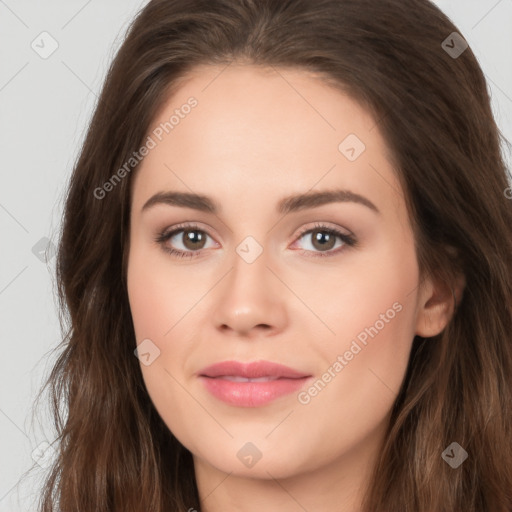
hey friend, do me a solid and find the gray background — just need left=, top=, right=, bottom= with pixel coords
left=0, top=1, right=511, bottom=510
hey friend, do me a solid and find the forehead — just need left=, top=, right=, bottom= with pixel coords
left=131, top=63, right=403, bottom=218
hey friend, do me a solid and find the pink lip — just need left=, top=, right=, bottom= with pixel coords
left=198, top=360, right=312, bottom=407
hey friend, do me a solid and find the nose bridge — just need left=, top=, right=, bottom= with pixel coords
left=212, top=235, right=286, bottom=335
left=227, top=236, right=273, bottom=306
left=233, top=236, right=268, bottom=287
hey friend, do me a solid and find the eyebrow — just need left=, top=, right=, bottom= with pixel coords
left=141, top=188, right=380, bottom=215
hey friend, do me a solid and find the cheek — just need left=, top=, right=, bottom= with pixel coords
left=127, top=243, right=202, bottom=342
left=333, top=300, right=415, bottom=399
left=312, top=231, right=419, bottom=359
left=304, top=236, right=420, bottom=414
left=127, top=247, right=201, bottom=447
left=290, top=297, right=417, bottom=471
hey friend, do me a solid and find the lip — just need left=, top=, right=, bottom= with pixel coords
left=198, top=360, right=312, bottom=407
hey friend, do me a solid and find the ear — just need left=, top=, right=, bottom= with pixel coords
left=415, top=271, right=465, bottom=338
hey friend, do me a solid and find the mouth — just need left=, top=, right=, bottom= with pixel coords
left=210, top=375, right=283, bottom=382
left=197, top=360, right=312, bottom=407
left=198, top=360, right=310, bottom=379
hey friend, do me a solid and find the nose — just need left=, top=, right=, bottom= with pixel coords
left=212, top=247, right=288, bottom=338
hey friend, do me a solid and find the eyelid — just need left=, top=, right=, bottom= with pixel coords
left=294, top=221, right=354, bottom=239
left=155, top=221, right=219, bottom=252
left=289, top=222, right=357, bottom=257
left=157, top=221, right=219, bottom=243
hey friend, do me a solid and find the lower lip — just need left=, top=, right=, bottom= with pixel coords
left=199, top=376, right=311, bottom=407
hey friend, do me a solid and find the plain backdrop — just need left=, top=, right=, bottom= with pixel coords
left=0, top=1, right=511, bottom=510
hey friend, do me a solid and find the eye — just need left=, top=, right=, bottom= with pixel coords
left=154, top=223, right=216, bottom=259
left=154, top=222, right=357, bottom=259
left=292, top=222, right=357, bottom=258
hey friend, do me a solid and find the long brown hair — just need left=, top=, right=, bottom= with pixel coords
left=33, top=0, right=512, bottom=510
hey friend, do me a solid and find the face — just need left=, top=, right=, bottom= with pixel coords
left=126, top=64, right=440, bottom=481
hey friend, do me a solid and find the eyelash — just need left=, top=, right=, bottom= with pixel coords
left=154, top=222, right=357, bottom=259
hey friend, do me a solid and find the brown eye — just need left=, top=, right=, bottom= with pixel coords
left=155, top=224, right=216, bottom=258
left=309, top=229, right=337, bottom=251
left=181, top=229, right=207, bottom=250
left=293, top=224, right=357, bottom=258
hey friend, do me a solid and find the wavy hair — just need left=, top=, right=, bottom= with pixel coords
left=33, top=0, right=512, bottom=510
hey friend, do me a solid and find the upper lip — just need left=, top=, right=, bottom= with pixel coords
left=198, top=360, right=310, bottom=379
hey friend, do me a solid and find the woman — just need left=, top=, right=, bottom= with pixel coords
left=35, top=0, right=512, bottom=510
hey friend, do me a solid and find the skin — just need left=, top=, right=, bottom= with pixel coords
left=127, top=63, right=461, bottom=512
